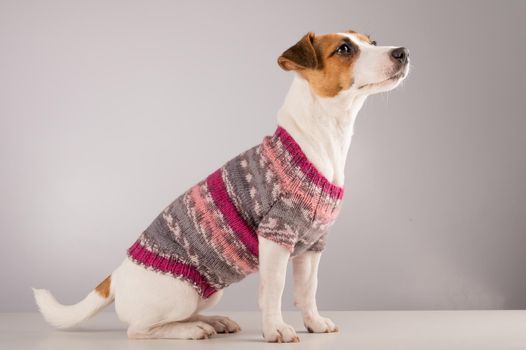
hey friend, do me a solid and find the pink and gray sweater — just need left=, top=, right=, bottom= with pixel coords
left=127, top=126, right=344, bottom=298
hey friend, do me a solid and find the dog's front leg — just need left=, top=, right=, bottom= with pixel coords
left=258, top=237, right=299, bottom=343
left=292, top=251, right=338, bottom=333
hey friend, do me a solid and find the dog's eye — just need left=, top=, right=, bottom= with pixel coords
left=370, top=40, right=377, bottom=46
left=336, top=43, right=352, bottom=55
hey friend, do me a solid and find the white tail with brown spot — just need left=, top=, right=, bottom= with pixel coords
left=32, top=275, right=114, bottom=329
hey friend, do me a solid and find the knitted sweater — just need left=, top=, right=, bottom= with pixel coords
left=127, top=126, right=344, bottom=298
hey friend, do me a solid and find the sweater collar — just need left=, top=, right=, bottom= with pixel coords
left=274, top=126, right=344, bottom=200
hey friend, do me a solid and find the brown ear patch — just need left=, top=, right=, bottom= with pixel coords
left=278, top=32, right=319, bottom=71
left=95, top=275, right=111, bottom=298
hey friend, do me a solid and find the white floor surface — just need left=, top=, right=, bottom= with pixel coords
left=1, top=311, right=525, bottom=350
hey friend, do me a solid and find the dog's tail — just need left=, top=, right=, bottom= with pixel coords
left=32, top=275, right=114, bottom=329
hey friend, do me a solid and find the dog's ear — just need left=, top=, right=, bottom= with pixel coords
left=277, top=32, right=318, bottom=71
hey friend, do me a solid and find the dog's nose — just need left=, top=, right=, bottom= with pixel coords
left=391, top=47, right=409, bottom=64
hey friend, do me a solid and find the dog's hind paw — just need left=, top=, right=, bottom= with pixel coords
left=194, top=314, right=241, bottom=333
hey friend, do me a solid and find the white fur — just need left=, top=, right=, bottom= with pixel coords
left=112, top=258, right=230, bottom=339
left=258, top=237, right=300, bottom=342
left=346, top=33, right=407, bottom=92
left=277, top=76, right=366, bottom=186
left=292, top=251, right=337, bottom=333
left=33, top=32, right=409, bottom=342
left=32, top=288, right=113, bottom=329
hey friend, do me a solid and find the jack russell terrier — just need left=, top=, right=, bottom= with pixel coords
left=33, top=29, right=409, bottom=342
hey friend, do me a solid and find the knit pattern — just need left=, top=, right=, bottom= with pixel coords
left=127, top=126, right=344, bottom=298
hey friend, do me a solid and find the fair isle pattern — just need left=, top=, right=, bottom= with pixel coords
left=127, top=126, right=344, bottom=298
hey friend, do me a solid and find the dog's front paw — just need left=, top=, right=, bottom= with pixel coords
left=263, top=320, right=300, bottom=343
left=304, top=314, right=338, bottom=333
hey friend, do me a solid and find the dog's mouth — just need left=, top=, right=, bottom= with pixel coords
left=357, top=67, right=408, bottom=90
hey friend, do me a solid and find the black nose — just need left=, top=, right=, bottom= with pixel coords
left=391, top=47, right=409, bottom=64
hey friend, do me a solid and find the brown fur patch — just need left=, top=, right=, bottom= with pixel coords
left=278, top=32, right=318, bottom=71
left=298, top=33, right=360, bottom=97
left=95, top=275, right=111, bottom=298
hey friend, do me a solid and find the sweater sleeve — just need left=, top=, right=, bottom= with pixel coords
left=256, top=194, right=302, bottom=253
left=306, top=232, right=328, bottom=252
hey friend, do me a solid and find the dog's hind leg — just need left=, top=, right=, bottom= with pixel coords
left=127, top=320, right=217, bottom=339
left=126, top=289, right=238, bottom=339
left=112, top=258, right=218, bottom=339
left=187, top=290, right=241, bottom=333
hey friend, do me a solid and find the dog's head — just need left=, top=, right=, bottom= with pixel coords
left=278, top=30, right=409, bottom=97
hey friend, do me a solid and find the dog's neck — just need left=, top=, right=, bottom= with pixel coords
left=277, top=75, right=366, bottom=186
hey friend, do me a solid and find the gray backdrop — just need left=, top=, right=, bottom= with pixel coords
left=1, top=0, right=525, bottom=312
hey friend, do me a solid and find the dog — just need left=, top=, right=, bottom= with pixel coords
left=33, top=29, right=409, bottom=342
